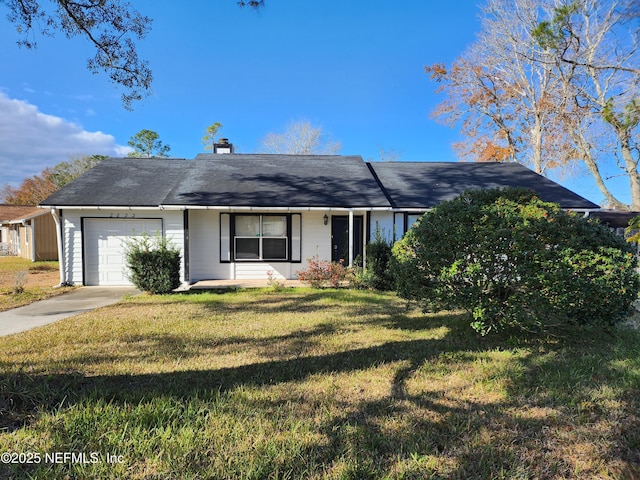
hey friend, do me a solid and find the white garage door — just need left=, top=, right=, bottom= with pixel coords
left=84, top=219, right=163, bottom=286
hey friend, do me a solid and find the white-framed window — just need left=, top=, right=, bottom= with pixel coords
left=234, top=214, right=288, bottom=261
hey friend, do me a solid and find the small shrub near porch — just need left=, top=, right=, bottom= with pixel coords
left=296, top=255, right=346, bottom=288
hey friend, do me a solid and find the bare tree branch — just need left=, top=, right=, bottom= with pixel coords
left=260, top=121, right=341, bottom=155
left=2, top=1, right=264, bottom=109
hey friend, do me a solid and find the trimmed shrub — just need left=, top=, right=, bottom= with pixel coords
left=296, top=256, right=346, bottom=288
left=124, top=233, right=181, bottom=294
left=391, top=187, right=640, bottom=334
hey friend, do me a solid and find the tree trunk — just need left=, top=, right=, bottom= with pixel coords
left=573, top=127, right=629, bottom=210
left=530, top=115, right=544, bottom=174
left=619, top=128, right=640, bottom=210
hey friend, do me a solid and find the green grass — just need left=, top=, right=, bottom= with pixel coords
left=0, top=288, right=639, bottom=479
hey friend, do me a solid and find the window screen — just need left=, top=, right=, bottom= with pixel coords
left=233, top=215, right=290, bottom=261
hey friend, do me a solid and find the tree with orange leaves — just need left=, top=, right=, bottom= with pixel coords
left=1, top=155, right=106, bottom=205
left=426, top=0, right=573, bottom=176
left=429, top=0, right=640, bottom=210
left=1, top=169, right=57, bottom=205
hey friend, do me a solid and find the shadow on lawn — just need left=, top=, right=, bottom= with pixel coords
left=2, top=337, right=456, bottom=413
left=1, top=291, right=639, bottom=478
left=136, top=288, right=403, bottom=316
left=4, top=334, right=637, bottom=477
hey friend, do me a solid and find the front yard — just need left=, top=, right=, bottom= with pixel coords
left=0, top=257, right=74, bottom=312
left=1, top=288, right=639, bottom=479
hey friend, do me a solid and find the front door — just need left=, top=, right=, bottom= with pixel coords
left=331, top=216, right=363, bottom=264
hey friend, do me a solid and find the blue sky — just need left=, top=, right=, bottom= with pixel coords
left=0, top=0, right=624, bottom=206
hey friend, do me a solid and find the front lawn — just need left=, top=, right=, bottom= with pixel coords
left=0, top=258, right=74, bottom=311
left=1, top=288, right=639, bottom=479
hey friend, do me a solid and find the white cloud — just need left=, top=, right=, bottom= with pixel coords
left=0, top=93, right=131, bottom=186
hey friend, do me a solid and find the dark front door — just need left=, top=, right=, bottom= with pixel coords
left=331, top=215, right=363, bottom=264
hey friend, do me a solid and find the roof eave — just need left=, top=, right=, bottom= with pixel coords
left=39, top=205, right=164, bottom=210
left=159, top=205, right=395, bottom=211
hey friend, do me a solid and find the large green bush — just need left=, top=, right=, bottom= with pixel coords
left=391, top=188, right=640, bottom=334
left=124, top=233, right=181, bottom=294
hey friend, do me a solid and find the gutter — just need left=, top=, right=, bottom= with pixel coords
left=39, top=205, right=162, bottom=211
left=158, top=205, right=410, bottom=212
left=41, top=204, right=597, bottom=215
left=49, top=208, right=65, bottom=286
left=42, top=204, right=434, bottom=213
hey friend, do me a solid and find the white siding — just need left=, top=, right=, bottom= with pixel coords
left=234, top=263, right=290, bottom=279
left=60, top=209, right=184, bottom=286
left=176, top=209, right=388, bottom=281
left=300, top=211, right=331, bottom=265
left=61, top=209, right=413, bottom=283
left=394, top=212, right=407, bottom=238
left=369, top=212, right=396, bottom=243
left=188, top=210, right=229, bottom=281
left=188, top=210, right=336, bottom=281
left=62, top=211, right=83, bottom=284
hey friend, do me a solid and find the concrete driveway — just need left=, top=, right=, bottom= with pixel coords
left=0, top=287, right=139, bottom=337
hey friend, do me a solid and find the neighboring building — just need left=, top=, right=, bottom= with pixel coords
left=40, top=152, right=599, bottom=287
left=0, top=205, right=58, bottom=261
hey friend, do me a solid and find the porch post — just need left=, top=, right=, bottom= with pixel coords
left=363, top=210, right=368, bottom=271
left=348, top=210, right=354, bottom=266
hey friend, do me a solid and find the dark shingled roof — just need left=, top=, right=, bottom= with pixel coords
left=163, top=154, right=391, bottom=207
left=41, top=158, right=190, bottom=207
left=40, top=156, right=599, bottom=210
left=40, top=155, right=392, bottom=208
left=367, top=162, right=599, bottom=209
